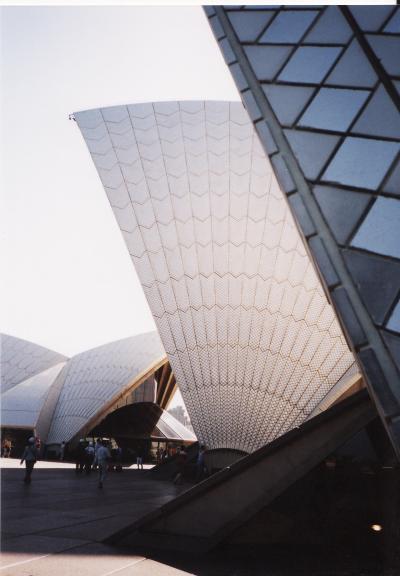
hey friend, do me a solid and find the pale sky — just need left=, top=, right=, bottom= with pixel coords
left=2, top=6, right=239, bottom=359
left=1, top=2, right=393, bottom=413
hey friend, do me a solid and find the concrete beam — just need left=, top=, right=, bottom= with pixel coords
left=107, top=390, right=375, bottom=553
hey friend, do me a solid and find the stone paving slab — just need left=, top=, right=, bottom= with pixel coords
left=40, top=514, right=141, bottom=542
left=2, top=458, right=360, bottom=576
left=2, top=512, right=98, bottom=537
left=1, top=459, right=188, bottom=575
left=116, top=558, right=196, bottom=576
left=1, top=542, right=146, bottom=576
left=1, top=534, right=90, bottom=570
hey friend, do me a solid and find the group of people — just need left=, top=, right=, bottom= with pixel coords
left=156, top=446, right=170, bottom=463
left=18, top=436, right=208, bottom=488
left=172, top=444, right=207, bottom=485
left=19, top=436, right=115, bottom=489
left=75, top=438, right=119, bottom=488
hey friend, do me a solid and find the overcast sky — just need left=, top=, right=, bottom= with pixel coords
left=2, top=6, right=238, bottom=360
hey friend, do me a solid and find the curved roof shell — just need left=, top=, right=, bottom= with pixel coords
left=1, top=362, right=66, bottom=430
left=1, top=334, right=68, bottom=394
left=76, top=100, right=358, bottom=454
left=46, top=331, right=166, bottom=444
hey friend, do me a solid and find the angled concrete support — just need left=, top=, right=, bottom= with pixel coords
left=107, top=391, right=375, bottom=553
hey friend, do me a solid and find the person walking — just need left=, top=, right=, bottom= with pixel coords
left=94, top=439, right=111, bottom=489
left=75, top=439, right=86, bottom=474
left=59, top=441, right=66, bottom=461
left=195, top=445, right=206, bottom=483
left=173, top=446, right=187, bottom=485
left=20, top=437, right=39, bottom=484
left=85, top=442, right=95, bottom=474
left=93, top=438, right=102, bottom=470
left=115, top=445, right=123, bottom=472
left=136, top=449, right=143, bottom=470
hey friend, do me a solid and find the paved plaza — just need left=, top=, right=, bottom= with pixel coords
left=0, top=459, right=265, bottom=576
left=1, top=459, right=189, bottom=576
left=1, top=458, right=383, bottom=576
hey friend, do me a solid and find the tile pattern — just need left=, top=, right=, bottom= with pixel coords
left=206, top=6, right=400, bottom=453
left=76, top=101, right=356, bottom=454
left=1, top=334, right=68, bottom=394
left=1, top=363, right=66, bottom=428
left=46, top=332, right=166, bottom=444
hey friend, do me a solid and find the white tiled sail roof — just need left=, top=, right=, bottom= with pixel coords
left=1, top=334, right=67, bottom=394
left=46, top=332, right=166, bottom=444
left=76, top=101, right=358, bottom=453
left=1, top=362, right=66, bottom=429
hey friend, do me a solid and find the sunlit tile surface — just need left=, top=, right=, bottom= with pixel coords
left=1, top=334, right=68, bottom=394
left=76, top=101, right=356, bottom=453
left=46, top=332, right=166, bottom=444
left=1, top=363, right=66, bottom=429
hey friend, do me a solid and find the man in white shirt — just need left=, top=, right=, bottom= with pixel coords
left=94, top=439, right=111, bottom=489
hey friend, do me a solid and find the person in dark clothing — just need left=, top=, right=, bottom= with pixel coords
left=75, top=440, right=86, bottom=474
left=84, top=442, right=95, bottom=474
left=20, top=437, right=39, bottom=484
left=195, top=445, right=207, bottom=483
left=173, top=446, right=187, bottom=485
left=136, top=450, right=144, bottom=470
